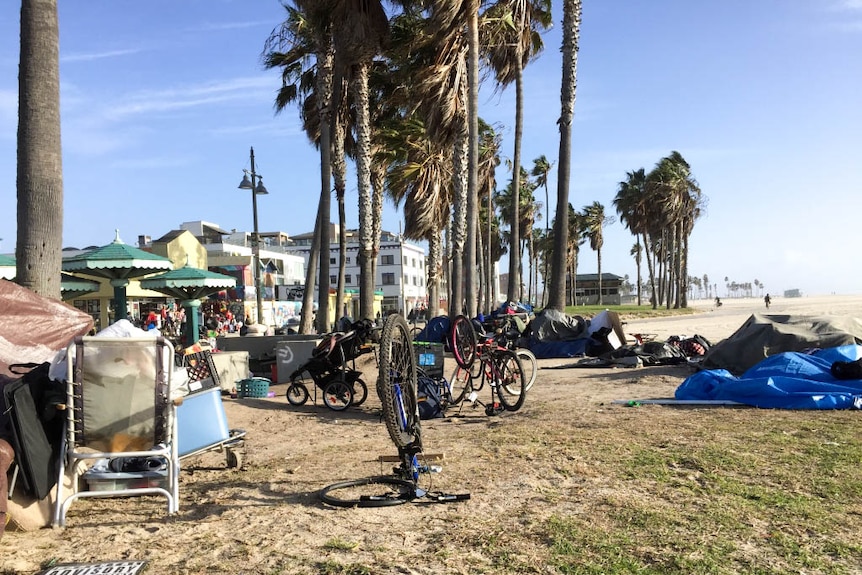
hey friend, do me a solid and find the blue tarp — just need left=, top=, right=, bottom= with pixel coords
left=675, top=344, right=862, bottom=409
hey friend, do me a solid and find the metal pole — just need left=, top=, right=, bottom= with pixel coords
left=250, top=147, right=264, bottom=325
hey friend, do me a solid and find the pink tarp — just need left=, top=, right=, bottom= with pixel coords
left=0, top=279, right=94, bottom=377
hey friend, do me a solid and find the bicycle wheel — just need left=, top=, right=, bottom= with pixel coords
left=351, top=378, right=368, bottom=407
left=494, top=349, right=527, bottom=412
left=449, top=315, right=477, bottom=369
left=446, top=365, right=473, bottom=406
left=377, top=314, right=421, bottom=449
left=286, top=383, right=309, bottom=406
left=512, top=348, right=537, bottom=393
left=319, top=475, right=416, bottom=508
left=323, top=378, right=354, bottom=411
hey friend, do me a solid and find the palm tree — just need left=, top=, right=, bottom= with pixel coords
left=263, top=1, right=335, bottom=332
left=546, top=0, right=581, bottom=312
left=482, top=0, right=552, bottom=305
left=613, top=168, right=651, bottom=307
left=17, top=0, right=63, bottom=299
left=629, top=242, right=642, bottom=306
left=582, top=202, right=613, bottom=305
left=332, top=1, right=389, bottom=321
left=531, top=154, right=553, bottom=305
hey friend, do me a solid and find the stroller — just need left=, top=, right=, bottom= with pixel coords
left=286, top=319, right=376, bottom=411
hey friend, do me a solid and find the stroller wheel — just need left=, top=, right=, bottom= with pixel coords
left=286, top=383, right=309, bottom=406
left=352, top=378, right=368, bottom=407
left=323, top=379, right=354, bottom=411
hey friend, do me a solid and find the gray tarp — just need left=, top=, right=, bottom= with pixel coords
left=530, top=309, right=587, bottom=342
left=701, top=314, right=862, bottom=375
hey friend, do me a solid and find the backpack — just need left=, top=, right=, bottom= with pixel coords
left=416, top=374, right=444, bottom=420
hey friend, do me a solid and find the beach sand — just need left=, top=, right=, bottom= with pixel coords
left=2, top=294, right=860, bottom=574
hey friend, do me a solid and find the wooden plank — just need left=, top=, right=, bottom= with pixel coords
left=377, top=453, right=445, bottom=462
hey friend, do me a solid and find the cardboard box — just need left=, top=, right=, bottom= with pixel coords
left=177, top=387, right=230, bottom=457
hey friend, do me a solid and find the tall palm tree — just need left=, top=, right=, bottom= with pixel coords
left=613, top=168, right=651, bottom=307
left=630, top=243, right=642, bottom=305
left=17, top=0, right=63, bottom=299
left=531, top=154, right=553, bottom=305
left=547, top=0, right=581, bottom=311
left=332, top=0, right=389, bottom=321
left=482, top=0, right=552, bottom=305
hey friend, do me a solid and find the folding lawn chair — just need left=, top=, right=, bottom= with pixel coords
left=53, top=336, right=180, bottom=527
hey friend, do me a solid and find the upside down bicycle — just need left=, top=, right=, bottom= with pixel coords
left=319, top=313, right=469, bottom=507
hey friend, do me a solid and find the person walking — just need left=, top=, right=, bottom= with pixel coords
left=764, top=293, right=771, bottom=309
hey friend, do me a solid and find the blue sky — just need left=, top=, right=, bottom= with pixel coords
left=1, top=1, right=860, bottom=297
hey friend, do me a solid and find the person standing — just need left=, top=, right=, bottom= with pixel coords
left=764, top=294, right=771, bottom=309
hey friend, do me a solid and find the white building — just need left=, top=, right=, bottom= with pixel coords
left=288, top=224, right=428, bottom=316
left=179, top=220, right=306, bottom=298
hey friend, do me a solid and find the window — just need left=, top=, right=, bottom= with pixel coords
left=381, top=254, right=394, bottom=265
left=404, top=274, right=409, bottom=285
left=330, top=257, right=336, bottom=265
left=345, top=274, right=352, bottom=284
left=403, top=256, right=408, bottom=266
left=382, top=273, right=395, bottom=285
left=346, top=257, right=351, bottom=264
left=413, top=276, right=418, bottom=286
left=412, top=258, right=417, bottom=268
left=330, top=275, right=337, bottom=285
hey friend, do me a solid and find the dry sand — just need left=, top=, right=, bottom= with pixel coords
left=2, top=294, right=860, bottom=574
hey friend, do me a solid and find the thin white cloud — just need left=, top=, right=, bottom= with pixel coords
left=62, top=48, right=144, bottom=63
left=102, top=76, right=273, bottom=121
left=191, top=20, right=273, bottom=32
left=836, top=0, right=862, bottom=10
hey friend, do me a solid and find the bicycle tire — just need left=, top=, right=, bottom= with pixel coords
left=512, top=348, right=537, bottom=393
left=351, top=378, right=368, bottom=407
left=286, top=383, right=309, bottom=406
left=447, top=365, right=473, bottom=405
left=319, top=475, right=416, bottom=508
left=323, top=378, right=354, bottom=411
left=449, top=315, right=477, bottom=369
left=377, top=314, right=421, bottom=449
left=494, top=349, right=527, bottom=412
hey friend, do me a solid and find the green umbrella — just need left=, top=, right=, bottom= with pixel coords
left=62, top=230, right=173, bottom=321
left=0, top=254, right=14, bottom=280
left=139, top=262, right=236, bottom=347
left=60, top=273, right=101, bottom=299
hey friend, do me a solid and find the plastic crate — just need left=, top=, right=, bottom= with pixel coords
left=237, top=377, right=271, bottom=398
left=413, top=342, right=444, bottom=378
left=84, top=469, right=168, bottom=492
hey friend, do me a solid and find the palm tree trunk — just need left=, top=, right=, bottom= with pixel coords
left=464, top=0, right=480, bottom=319
left=332, top=78, right=348, bottom=321
left=547, top=0, right=581, bottom=311
left=17, top=0, right=63, bottom=299
left=353, top=62, right=375, bottom=321
left=450, top=90, right=469, bottom=317
left=427, top=231, right=442, bottom=317
left=506, top=56, right=524, bottom=304
left=597, top=249, right=603, bottom=305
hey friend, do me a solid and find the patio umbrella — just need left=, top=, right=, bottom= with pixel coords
left=139, top=261, right=236, bottom=347
left=61, top=230, right=173, bottom=321
left=0, top=256, right=98, bottom=299
left=60, top=273, right=101, bottom=300
left=0, top=254, right=14, bottom=280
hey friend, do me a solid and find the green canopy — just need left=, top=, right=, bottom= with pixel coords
left=140, top=263, right=236, bottom=346
left=60, top=273, right=101, bottom=299
left=61, top=231, right=173, bottom=320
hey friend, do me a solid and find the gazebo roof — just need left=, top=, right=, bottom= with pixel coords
left=61, top=230, right=173, bottom=281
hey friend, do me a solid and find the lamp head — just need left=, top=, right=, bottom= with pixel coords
left=254, top=178, right=268, bottom=195
left=238, top=172, right=253, bottom=190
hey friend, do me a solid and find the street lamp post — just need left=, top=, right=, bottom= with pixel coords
left=238, top=146, right=268, bottom=326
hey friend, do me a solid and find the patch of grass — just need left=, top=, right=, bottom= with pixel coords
left=534, top=410, right=862, bottom=574
left=561, top=304, right=699, bottom=320
left=316, top=560, right=373, bottom=575
left=323, top=538, right=360, bottom=552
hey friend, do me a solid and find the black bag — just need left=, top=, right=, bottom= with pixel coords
left=416, top=374, right=444, bottom=420
left=1, top=362, right=65, bottom=500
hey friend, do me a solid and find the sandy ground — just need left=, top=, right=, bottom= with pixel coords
left=2, top=294, right=860, bottom=574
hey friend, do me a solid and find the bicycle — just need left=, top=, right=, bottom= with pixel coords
left=446, top=315, right=528, bottom=415
left=319, top=313, right=469, bottom=507
left=479, top=314, right=537, bottom=393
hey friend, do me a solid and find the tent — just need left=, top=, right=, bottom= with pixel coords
left=700, top=314, right=862, bottom=375
left=676, top=344, right=862, bottom=409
